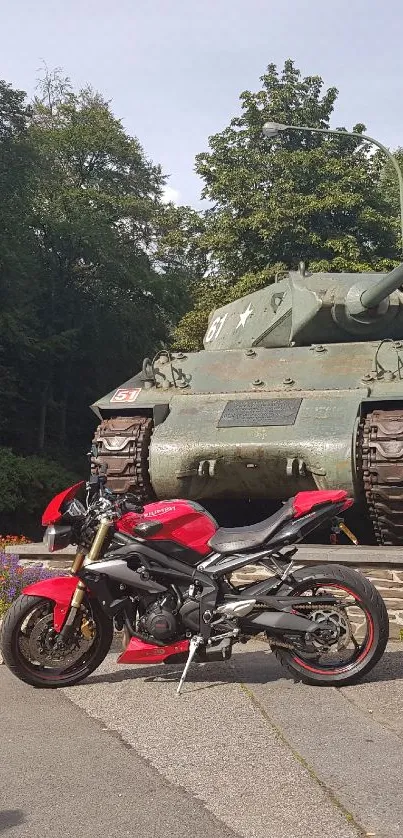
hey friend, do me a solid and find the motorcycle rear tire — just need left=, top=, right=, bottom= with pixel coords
left=272, top=564, right=388, bottom=687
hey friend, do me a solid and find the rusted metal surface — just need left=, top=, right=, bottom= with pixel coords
left=93, top=416, right=155, bottom=499
left=359, top=409, right=403, bottom=545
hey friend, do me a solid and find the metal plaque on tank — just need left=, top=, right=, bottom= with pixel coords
left=218, top=398, right=302, bottom=428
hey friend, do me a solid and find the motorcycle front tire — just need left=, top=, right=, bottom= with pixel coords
left=1, top=594, right=114, bottom=688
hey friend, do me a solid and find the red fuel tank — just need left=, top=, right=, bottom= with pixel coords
left=116, top=499, right=218, bottom=556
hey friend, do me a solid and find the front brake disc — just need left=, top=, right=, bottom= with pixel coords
left=28, top=614, right=92, bottom=667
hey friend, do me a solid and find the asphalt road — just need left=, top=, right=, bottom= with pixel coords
left=0, top=660, right=237, bottom=838
left=2, top=639, right=403, bottom=838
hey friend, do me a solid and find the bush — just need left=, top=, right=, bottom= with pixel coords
left=0, top=448, right=79, bottom=516
left=0, top=553, right=62, bottom=616
left=0, top=448, right=80, bottom=539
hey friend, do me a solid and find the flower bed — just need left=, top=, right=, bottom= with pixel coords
left=0, top=553, right=61, bottom=617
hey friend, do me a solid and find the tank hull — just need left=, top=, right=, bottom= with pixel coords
left=92, top=340, right=403, bottom=542
left=91, top=257, right=403, bottom=544
left=147, top=391, right=357, bottom=500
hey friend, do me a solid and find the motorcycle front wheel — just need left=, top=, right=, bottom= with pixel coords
left=272, top=564, right=389, bottom=686
left=1, top=594, right=114, bottom=688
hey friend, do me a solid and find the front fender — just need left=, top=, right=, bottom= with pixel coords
left=23, top=576, right=86, bottom=632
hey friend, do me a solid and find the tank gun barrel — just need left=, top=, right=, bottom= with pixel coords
left=360, top=262, right=403, bottom=309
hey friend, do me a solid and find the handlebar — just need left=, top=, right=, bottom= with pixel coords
left=86, top=455, right=144, bottom=516
left=124, top=501, right=144, bottom=513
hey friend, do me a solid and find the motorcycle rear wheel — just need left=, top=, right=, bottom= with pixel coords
left=272, top=564, right=389, bottom=686
left=1, top=595, right=113, bottom=688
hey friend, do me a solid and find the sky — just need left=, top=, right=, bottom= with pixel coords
left=2, top=0, right=403, bottom=207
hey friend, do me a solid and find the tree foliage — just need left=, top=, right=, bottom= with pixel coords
left=27, top=70, right=191, bottom=454
left=0, top=71, right=190, bottom=449
left=0, top=447, right=78, bottom=538
left=174, top=60, right=400, bottom=349
left=0, top=70, right=191, bottom=529
left=0, top=82, right=38, bottom=441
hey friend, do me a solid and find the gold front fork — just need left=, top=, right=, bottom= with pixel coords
left=70, top=551, right=86, bottom=575
left=70, top=518, right=112, bottom=609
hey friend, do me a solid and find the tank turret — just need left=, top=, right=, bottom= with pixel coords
left=203, top=262, right=403, bottom=350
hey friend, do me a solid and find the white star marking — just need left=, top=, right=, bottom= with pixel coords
left=236, top=303, right=254, bottom=329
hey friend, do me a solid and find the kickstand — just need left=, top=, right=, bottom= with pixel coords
left=177, top=635, right=203, bottom=696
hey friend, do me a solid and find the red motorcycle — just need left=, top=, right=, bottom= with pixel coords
left=1, top=472, right=388, bottom=691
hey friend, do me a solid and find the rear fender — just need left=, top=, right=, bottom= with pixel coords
left=23, top=576, right=87, bottom=632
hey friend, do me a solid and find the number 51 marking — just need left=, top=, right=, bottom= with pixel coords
left=110, top=388, right=141, bottom=403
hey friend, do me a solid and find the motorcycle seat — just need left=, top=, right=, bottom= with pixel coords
left=207, top=501, right=293, bottom=554
left=207, top=489, right=349, bottom=554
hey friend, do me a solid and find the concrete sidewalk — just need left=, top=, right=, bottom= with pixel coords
left=63, top=640, right=403, bottom=838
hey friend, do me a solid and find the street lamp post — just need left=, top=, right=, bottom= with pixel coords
left=262, top=121, right=403, bottom=254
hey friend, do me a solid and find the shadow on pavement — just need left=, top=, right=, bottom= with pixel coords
left=82, top=649, right=287, bottom=688
left=359, top=649, right=403, bottom=684
left=0, top=810, right=24, bottom=833
left=79, top=645, right=403, bottom=689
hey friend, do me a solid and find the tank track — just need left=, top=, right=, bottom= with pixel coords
left=93, top=416, right=155, bottom=501
left=358, top=409, right=403, bottom=545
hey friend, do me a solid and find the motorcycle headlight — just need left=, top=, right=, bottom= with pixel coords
left=44, top=524, right=73, bottom=553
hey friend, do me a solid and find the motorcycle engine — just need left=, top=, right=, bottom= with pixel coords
left=139, top=594, right=180, bottom=642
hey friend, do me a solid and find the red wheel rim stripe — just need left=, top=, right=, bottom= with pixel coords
left=291, top=584, right=375, bottom=676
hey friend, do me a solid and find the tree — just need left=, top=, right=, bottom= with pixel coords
left=174, top=60, right=399, bottom=349
left=0, top=72, right=193, bottom=534
left=154, top=203, right=207, bottom=278
left=378, top=147, right=403, bottom=243
left=0, top=82, right=39, bottom=447
left=23, top=69, right=190, bottom=455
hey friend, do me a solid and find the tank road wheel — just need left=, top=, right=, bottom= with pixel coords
left=357, top=409, right=403, bottom=545
left=93, top=416, right=155, bottom=500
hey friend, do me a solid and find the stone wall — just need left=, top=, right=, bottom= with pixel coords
left=16, top=556, right=403, bottom=640
left=232, top=564, right=403, bottom=639
left=361, top=566, right=403, bottom=639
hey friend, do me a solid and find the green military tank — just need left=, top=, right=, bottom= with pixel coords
left=91, top=261, right=403, bottom=545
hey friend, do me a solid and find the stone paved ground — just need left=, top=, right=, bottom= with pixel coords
left=3, top=638, right=403, bottom=838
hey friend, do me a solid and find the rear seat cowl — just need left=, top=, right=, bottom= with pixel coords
left=292, top=490, right=348, bottom=518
